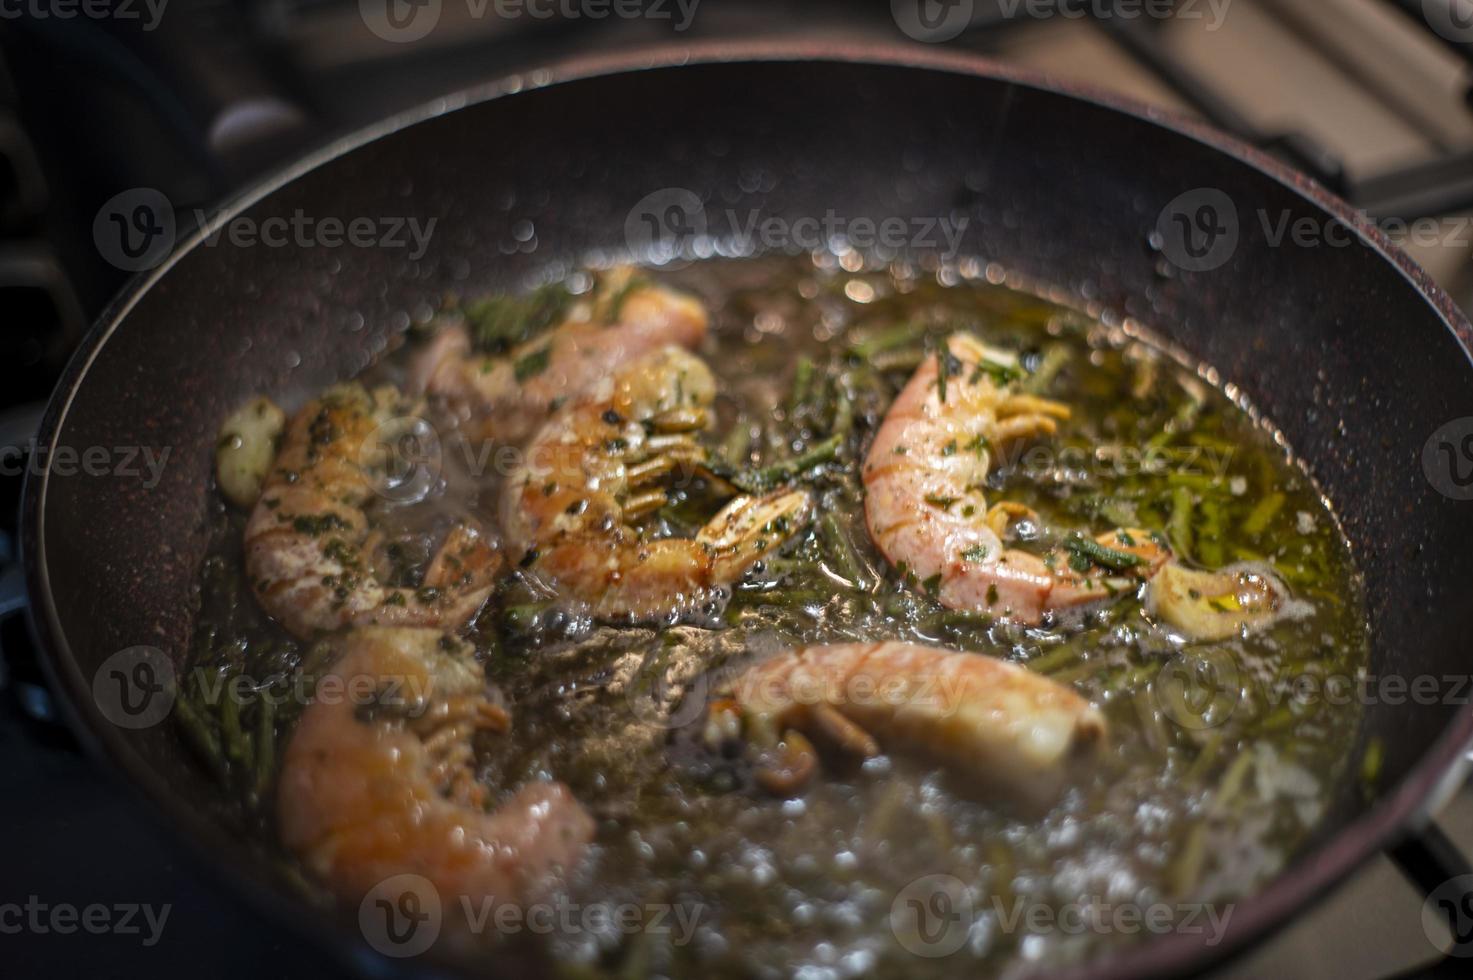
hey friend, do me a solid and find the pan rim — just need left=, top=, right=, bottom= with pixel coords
left=23, top=38, right=1473, bottom=979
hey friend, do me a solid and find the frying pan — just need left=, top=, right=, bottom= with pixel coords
left=22, top=41, right=1473, bottom=978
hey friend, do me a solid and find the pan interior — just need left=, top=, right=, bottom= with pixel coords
left=31, top=57, right=1473, bottom=976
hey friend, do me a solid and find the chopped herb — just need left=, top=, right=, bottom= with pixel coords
left=961, top=544, right=990, bottom=563
left=1063, top=534, right=1146, bottom=573
left=933, top=346, right=964, bottom=404
left=969, top=357, right=1023, bottom=386
left=925, top=494, right=958, bottom=511
left=922, top=572, right=942, bottom=597
left=737, top=434, right=842, bottom=492
left=513, top=344, right=552, bottom=382
left=463, top=283, right=572, bottom=355
left=291, top=513, right=349, bottom=536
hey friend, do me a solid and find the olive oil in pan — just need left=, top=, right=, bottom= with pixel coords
left=184, top=254, right=1368, bottom=978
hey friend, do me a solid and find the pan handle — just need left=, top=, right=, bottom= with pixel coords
left=0, top=400, right=64, bottom=727
left=1387, top=815, right=1473, bottom=970
left=4, top=3, right=313, bottom=195
left=0, top=550, right=60, bottom=726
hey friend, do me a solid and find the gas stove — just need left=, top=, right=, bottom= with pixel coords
left=3, top=1, right=1473, bottom=976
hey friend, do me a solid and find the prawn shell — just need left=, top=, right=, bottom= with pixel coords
left=277, top=628, right=594, bottom=924
left=732, top=642, right=1105, bottom=811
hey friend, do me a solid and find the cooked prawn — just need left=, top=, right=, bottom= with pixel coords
left=864, top=332, right=1167, bottom=623
left=415, top=270, right=708, bottom=445
left=707, top=641, right=1106, bottom=809
left=863, top=332, right=1298, bottom=639
left=245, top=382, right=500, bottom=639
left=278, top=627, right=594, bottom=915
left=501, top=345, right=812, bottom=622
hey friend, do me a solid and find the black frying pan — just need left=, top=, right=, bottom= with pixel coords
left=23, top=42, right=1473, bottom=978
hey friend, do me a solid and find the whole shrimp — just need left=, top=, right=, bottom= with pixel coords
left=706, top=641, right=1106, bottom=810
left=863, top=333, right=1294, bottom=637
left=278, top=627, right=594, bottom=917
left=863, top=333, right=1156, bottom=622
left=245, top=382, right=500, bottom=639
left=415, top=269, right=708, bottom=445
left=501, top=345, right=812, bottom=622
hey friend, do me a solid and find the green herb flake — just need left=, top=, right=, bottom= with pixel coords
left=291, top=513, right=350, bottom=536
left=514, top=344, right=552, bottom=382
left=1063, top=534, right=1146, bottom=573
left=464, top=283, right=573, bottom=355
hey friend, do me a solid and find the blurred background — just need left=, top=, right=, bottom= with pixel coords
left=4, top=0, right=1473, bottom=405
left=3, top=1, right=1473, bottom=976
